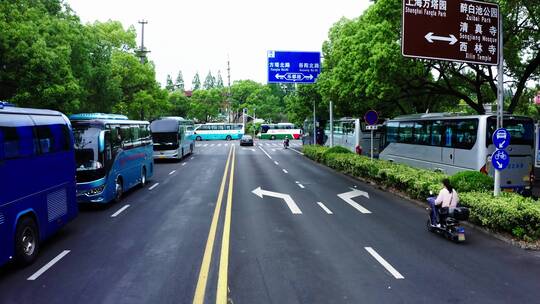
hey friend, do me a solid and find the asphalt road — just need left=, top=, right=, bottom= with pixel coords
left=1, top=139, right=539, bottom=304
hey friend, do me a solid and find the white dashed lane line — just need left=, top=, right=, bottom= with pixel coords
left=317, top=202, right=333, bottom=214
left=283, top=169, right=288, bottom=174
left=27, top=250, right=71, bottom=281
left=149, top=183, right=159, bottom=191
left=111, top=204, right=130, bottom=218
left=365, top=247, right=405, bottom=279
left=169, top=170, right=176, bottom=175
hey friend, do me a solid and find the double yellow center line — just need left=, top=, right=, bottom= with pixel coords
left=193, top=145, right=236, bottom=304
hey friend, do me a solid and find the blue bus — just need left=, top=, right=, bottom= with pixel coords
left=151, top=117, right=195, bottom=159
left=0, top=103, right=78, bottom=266
left=69, top=113, right=154, bottom=204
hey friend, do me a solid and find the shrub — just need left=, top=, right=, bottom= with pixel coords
left=450, top=171, right=494, bottom=193
left=303, top=145, right=328, bottom=163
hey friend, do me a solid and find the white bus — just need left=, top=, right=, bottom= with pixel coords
left=258, top=123, right=302, bottom=140
left=379, top=113, right=535, bottom=193
left=193, top=123, right=244, bottom=141
left=150, top=117, right=195, bottom=159
left=323, top=118, right=384, bottom=156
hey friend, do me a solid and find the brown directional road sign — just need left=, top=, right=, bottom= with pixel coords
left=402, top=0, right=499, bottom=65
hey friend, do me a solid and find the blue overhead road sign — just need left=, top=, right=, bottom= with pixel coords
left=492, top=128, right=510, bottom=150
left=267, top=51, right=321, bottom=84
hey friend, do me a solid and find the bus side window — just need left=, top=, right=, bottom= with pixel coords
left=443, top=122, right=454, bottom=148
left=431, top=121, right=442, bottom=146
left=103, top=131, right=113, bottom=163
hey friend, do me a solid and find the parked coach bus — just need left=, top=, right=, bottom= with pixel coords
left=0, top=102, right=78, bottom=266
left=379, top=113, right=535, bottom=193
left=193, top=123, right=244, bottom=141
left=150, top=117, right=195, bottom=159
left=69, top=113, right=154, bottom=204
left=258, top=123, right=302, bottom=140
left=323, top=118, right=384, bottom=157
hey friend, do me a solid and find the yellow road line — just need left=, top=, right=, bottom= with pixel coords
left=193, top=145, right=233, bottom=304
left=217, top=145, right=236, bottom=304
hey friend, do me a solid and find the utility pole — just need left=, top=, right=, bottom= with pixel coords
left=137, top=20, right=150, bottom=64
left=227, top=56, right=231, bottom=123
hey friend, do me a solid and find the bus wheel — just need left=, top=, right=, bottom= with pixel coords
left=114, top=178, right=123, bottom=203
left=226, top=135, right=232, bottom=141
left=270, top=135, right=276, bottom=140
left=196, top=136, right=202, bottom=141
left=140, top=167, right=147, bottom=187
left=15, top=216, right=39, bottom=265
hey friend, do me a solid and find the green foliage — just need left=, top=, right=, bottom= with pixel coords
left=216, top=71, right=224, bottom=88
left=230, top=80, right=286, bottom=123
left=324, top=146, right=352, bottom=156
left=459, top=192, right=540, bottom=240
left=188, top=88, right=223, bottom=122
left=203, top=71, right=216, bottom=89
left=449, top=171, right=494, bottom=193
left=175, top=71, right=185, bottom=91
left=165, top=75, right=175, bottom=92
left=305, top=146, right=540, bottom=241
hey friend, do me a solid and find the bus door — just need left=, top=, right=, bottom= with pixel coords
left=441, top=121, right=455, bottom=171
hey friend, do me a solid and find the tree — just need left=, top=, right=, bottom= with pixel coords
left=216, top=70, right=224, bottom=88
left=168, top=91, right=189, bottom=117
left=203, top=71, right=216, bottom=89
left=175, top=70, right=184, bottom=91
left=188, top=88, right=221, bottom=122
left=165, top=74, right=175, bottom=92
left=192, top=72, right=201, bottom=91
left=318, top=0, right=540, bottom=116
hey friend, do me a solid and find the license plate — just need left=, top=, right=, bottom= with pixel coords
left=458, top=233, right=465, bottom=241
left=503, top=188, right=514, bottom=193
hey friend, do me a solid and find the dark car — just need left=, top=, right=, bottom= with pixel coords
left=240, top=135, right=254, bottom=146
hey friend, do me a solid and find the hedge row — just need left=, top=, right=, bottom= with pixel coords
left=303, top=145, right=540, bottom=241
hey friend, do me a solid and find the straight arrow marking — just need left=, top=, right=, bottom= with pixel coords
left=337, top=188, right=371, bottom=214
left=252, top=187, right=302, bottom=214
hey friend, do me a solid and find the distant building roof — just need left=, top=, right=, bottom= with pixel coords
left=184, top=90, right=193, bottom=97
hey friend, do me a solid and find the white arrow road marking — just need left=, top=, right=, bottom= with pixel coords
left=317, top=202, right=333, bottom=214
left=424, top=32, right=458, bottom=45
left=337, top=188, right=371, bottom=214
left=365, top=247, right=404, bottom=279
left=27, top=250, right=71, bottom=281
left=252, top=187, right=302, bottom=214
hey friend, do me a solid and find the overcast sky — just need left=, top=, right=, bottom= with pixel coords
left=67, top=0, right=372, bottom=90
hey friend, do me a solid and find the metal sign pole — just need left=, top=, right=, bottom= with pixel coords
left=494, top=15, right=503, bottom=197
left=370, top=129, right=374, bottom=161
left=329, top=101, right=334, bottom=147
left=313, top=100, right=316, bottom=145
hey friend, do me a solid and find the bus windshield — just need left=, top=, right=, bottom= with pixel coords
left=73, top=124, right=106, bottom=182
left=153, top=132, right=179, bottom=151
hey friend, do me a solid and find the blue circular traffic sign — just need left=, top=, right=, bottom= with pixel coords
left=491, top=149, right=509, bottom=171
left=364, top=110, right=379, bottom=126
left=492, top=128, right=510, bottom=150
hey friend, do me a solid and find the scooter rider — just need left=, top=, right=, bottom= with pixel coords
left=283, top=137, right=290, bottom=148
left=428, top=178, right=459, bottom=226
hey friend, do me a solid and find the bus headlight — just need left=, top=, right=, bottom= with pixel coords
left=85, top=185, right=105, bottom=196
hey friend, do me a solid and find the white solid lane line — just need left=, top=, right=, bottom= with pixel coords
left=283, top=169, right=288, bottom=174
left=290, top=148, right=304, bottom=155
left=27, top=250, right=71, bottom=281
left=111, top=204, right=130, bottom=218
left=364, top=247, right=405, bottom=279
left=274, top=161, right=279, bottom=165
left=149, top=183, right=159, bottom=191
left=258, top=146, right=273, bottom=160
left=169, top=170, right=176, bottom=175
left=317, top=202, right=333, bottom=214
